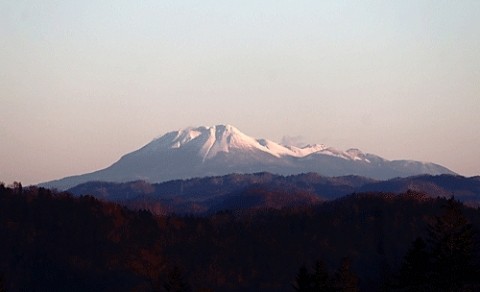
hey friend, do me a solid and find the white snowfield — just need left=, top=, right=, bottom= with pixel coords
left=150, top=124, right=374, bottom=162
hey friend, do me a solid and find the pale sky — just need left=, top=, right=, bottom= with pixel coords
left=1, top=0, right=479, bottom=185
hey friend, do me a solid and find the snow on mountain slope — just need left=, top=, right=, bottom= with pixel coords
left=286, top=144, right=327, bottom=157
left=146, top=125, right=277, bottom=159
left=39, top=124, right=457, bottom=190
left=146, top=124, right=371, bottom=162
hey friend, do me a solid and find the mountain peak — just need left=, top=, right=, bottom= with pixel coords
left=148, top=125, right=384, bottom=163
left=212, top=124, right=238, bottom=132
left=39, top=124, right=457, bottom=190
left=149, top=124, right=267, bottom=161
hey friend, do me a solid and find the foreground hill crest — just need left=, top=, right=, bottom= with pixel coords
left=41, top=124, right=455, bottom=190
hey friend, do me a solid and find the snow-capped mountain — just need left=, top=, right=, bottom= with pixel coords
left=41, top=124, right=456, bottom=190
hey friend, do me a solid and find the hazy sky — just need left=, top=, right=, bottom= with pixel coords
left=1, top=0, right=479, bottom=185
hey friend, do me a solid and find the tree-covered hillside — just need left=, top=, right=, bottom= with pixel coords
left=1, top=182, right=479, bottom=291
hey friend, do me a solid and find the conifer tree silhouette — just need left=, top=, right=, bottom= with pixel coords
left=292, top=264, right=314, bottom=292
left=427, top=197, right=476, bottom=290
left=163, top=266, right=191, bottom=292
left=312, top=260, right=332, bottom=291
left=398, top=237, right=430, bottom=290
left=332, top=257, right=358, bottom=292
left=0, top=275, right=6, bottom=292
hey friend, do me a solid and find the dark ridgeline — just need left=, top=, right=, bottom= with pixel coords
left=67, top=173, right=480, bottom=215
left=292, top=258, right=358, bottom=292
left=1, top=181, right=480, bottom=291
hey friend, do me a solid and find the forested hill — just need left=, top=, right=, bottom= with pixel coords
left=1, top=182, right=480, bottom=291
left=67, top=173, right=480, bottom=215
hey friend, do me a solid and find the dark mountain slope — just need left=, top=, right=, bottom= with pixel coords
left=2, top=183, right=480, bottom=291
left=67, top=173, right=480, bottom=215
left=360, top=175, right=480, bottom=205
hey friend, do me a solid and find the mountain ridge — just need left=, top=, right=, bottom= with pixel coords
left=67, top=173, right=479, bottom=215
left=40, top=124, right=456, bottom=190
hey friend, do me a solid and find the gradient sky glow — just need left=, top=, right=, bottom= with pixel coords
left=1, top=1, right=479, bottom=185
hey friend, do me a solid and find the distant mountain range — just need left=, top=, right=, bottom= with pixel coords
left=41, top=124, right=455, bottom=190
left=68, top=173, right=480, bottom=215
